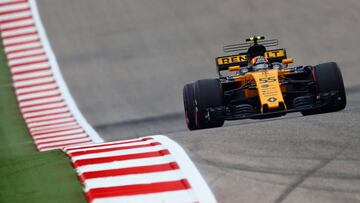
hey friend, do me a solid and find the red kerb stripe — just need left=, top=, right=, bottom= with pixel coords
left=85, top=179, right=191, bottom=201
left=66, top=137, right=153, bottom=151
left=80, top=162, right=179, bottom=182
left=69, top=142, right=161, bottom=157
left=73, top=149, right=170, bottom=167
left=12, top=66, right=50, bottom=75
left=0, top=0, right=27, bottom=7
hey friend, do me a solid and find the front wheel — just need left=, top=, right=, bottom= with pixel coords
left=302, top=62, right=346, bottom=116
left=183, top=83, right=197, bottom=130
left=194, top=79, right=224, bottom=129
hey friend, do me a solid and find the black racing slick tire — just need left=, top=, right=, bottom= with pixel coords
left=183, top=83, right=197, bottom=130
left=301, top=62, right=346, bottom=116
left=194, top=79, right=224, bottom=129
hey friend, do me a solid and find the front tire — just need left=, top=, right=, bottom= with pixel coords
left=183, top=83, right=197, bottom=130
left=194, top=79, right=224, bottom=129
left=302, top=62, right=346, bottom=116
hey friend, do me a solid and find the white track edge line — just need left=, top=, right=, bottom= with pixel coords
left=28, top=0, right=103, bottom=143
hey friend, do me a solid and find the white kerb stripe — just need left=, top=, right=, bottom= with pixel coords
left=38, top=137, right=92, bottom=148
left=23, top=107, right=68, bottom=118
left=84, top=170, right=185, bottom=191
left=16, top=83, right=57, bottom=94
left=19, top=96, right=62, bottom=107
left=11, top=62, right=50, bottom=74
left=35, top=133, right=88, bottom=144
left=25, top=112, right=72, bottom=123
left=30, top=121, right=79, bottom=132
left=92, top=189, right=198, bottom=203
left=0, top=18, right=34, bottom=30
left=28, top=116, right=73, bottom=127
left=7, top=48, right=44, bottom=59
left=3, top=34, right=39, bottom=45
left=13, top=69, right=52, bottom=80
left=17, top=89, right=59, bottom=100
left=2, top=26, right=36, bottom=37
left=14, top=76, right=53, bottom=87
left=9, top=54, right=47, bottom=66
left=0, top=0, right=24, bottom=5
left=5, top=41, right=41, bottom=53
left=22, top=102, right=66, bottom=114
left=0, top=10, right=31, bottom=22
left=0, top=2, right=29, bottom=13
left=33, top=128, right=83, bottom=139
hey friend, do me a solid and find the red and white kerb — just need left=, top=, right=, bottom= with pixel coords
left=0, top=0, right=103, bottom=151
left=64, top=135, right=216, bottom=203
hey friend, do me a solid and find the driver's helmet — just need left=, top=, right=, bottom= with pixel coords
left=250, top=56, right=269, bottom=70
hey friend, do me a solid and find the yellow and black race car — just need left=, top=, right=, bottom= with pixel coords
left=183, top=36, right=346, bottom=130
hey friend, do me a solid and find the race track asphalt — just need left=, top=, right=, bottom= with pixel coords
left=37, top=0, right=360, bottom=202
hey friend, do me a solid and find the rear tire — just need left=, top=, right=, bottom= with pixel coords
left=301, top=62, right=346, bottom=116
left=183, top=83, right=197, bottom=130
left=194, top=79, right=224, bottom=129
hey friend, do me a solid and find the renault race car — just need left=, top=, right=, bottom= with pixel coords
left=183, top=36, right=346, bottom=130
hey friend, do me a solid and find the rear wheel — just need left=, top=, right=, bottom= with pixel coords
left=194, top=79, right=224, bottom=129
left=301, top=62, right=346, bottom=116
left=183, top=83, right=197, bottom=130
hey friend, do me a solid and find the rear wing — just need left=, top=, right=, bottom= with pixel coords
left=223, top=38, right=278, bottom=53
left=216, top=49, right=287, bottom=72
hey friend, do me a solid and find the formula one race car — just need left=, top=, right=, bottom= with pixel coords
left=183, top=36, right=346, bottom=130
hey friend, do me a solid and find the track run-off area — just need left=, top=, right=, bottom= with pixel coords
left=3, top=0, right=360, bottom=202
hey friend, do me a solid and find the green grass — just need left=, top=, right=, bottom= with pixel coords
left=0, top=41, right=86, bottom=202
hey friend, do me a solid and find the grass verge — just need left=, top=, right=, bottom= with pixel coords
left=0, top=40, right=86, bottom=202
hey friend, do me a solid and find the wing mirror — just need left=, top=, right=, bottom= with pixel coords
left=282, top=58, right=294, bottom=65
left=228, top=66, right=240, bottom=71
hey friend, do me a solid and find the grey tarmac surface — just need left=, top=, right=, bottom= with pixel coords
left=37, top=0, right=360, bottom=202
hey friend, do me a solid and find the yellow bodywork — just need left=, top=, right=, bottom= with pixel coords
left=232, top=69, right=291, bottom=112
